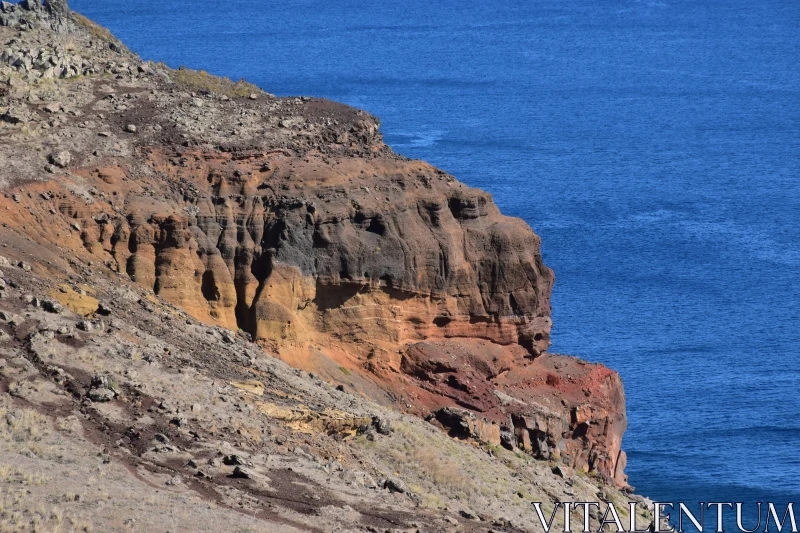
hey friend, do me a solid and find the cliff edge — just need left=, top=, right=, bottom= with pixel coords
left=0, top=3, right=643, bottom=531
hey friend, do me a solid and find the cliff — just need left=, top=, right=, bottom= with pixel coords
left=0, top=2, right=643, bottom=531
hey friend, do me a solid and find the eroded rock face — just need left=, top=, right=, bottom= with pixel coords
left=0, top=5, right=630, bottom=487
left=28, top=144, right=623, bottom=484
left=402, top=339, right=628, bottom=487
left=97, top=150, right=554, bottom=359
left=0, top=0, right=77, bottom=34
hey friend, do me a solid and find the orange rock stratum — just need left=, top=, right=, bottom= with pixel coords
left=0, top=0, right=630, bottom=503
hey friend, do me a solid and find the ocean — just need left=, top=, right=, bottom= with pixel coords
left=70, top=0, right=800, bottom=525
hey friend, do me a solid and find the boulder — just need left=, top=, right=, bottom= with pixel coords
left=87, top=387, right=115, bottom=402
left=0, top=310, right=23, bottom=326
left=48, top=150, right=71, bottom=168
left=44, top=0, right=70, bottom=14
left=21, top=0, right=40, bottom=11
left=222, top=454, right=247, bottom=466
left=382, top=478, right=409, bottom=494
left=1, top=105, right=32, bottom=125
left=229, top=466, right=251, bottom=479
left=552, top=465, right=574, bottom=479
left=41, top=299, right=64, bottom=313
left=77, top=319, right=104, bottom=332
left=433, top=407, right=501, bottom=447
left=371, top=415, right=392, bottom=435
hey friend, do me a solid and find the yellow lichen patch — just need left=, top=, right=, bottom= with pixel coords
left=256, top=402, right=370, bottom=437
left=51, top=284, right=99, bottom=317
left=263, top=386, right=304, bottom=402
left=230, top=380, right=265, bottom=396
left=256, top=402, right=297, bottom=421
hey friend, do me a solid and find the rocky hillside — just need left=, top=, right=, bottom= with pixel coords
left=0, top=2, right=650, bottom=532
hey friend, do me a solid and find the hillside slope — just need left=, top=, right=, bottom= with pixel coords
left=0, top=2, right=649, bottom=531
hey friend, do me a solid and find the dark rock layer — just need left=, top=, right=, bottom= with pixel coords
left=0, top=2, right=629, bottom=488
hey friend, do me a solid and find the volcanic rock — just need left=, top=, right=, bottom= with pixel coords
left=0, top=4, right=650, bottom=531
left=48, top=151, right=71, bottom=168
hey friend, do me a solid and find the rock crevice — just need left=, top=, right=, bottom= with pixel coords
left=88, top=153, right=555, bottom=359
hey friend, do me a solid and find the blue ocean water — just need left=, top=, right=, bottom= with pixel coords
left=70, top=0, right=800, bottom=523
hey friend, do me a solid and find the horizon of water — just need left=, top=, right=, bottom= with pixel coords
left=70, top=0, right=800, bottom=526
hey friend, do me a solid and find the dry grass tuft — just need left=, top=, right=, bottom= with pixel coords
left=0, top=464, right=50, bottom=486
left=166, top=65, right=263, bottom=98
left=0, top=487, right=89, bottom=533
left=0, top=405, right=50, bottom=444
left=72, top=13, right=118, bottom=46
left=372, top=421, right=476, bottom=502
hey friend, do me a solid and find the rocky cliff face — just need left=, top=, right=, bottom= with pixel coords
left=102, top=148, right=554, bottom=358
left=0, top=0, right=629, bottom=504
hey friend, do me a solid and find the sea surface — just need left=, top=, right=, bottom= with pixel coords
left=70, top=0, right=800, bottom=526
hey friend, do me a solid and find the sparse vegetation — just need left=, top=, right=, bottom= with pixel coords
left=0, top=8, right=661, bottom=532
left=365, top=420, right=476, bottom=504
left=0, top=404, right=49, bottom=444
left=72, top=13, right=118, bottom=45
left=0, top=403, right=88, bottom=533
left=0, top=487, right=90, bottom=533
left=166, top=65, right=263, bottom=98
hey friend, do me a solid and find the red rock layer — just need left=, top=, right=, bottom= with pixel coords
left=0, top=77, right=627, bottom=487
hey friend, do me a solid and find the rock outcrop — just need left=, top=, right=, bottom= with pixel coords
left=101, top=149, right=554, bottom=358
left=0, top=0, right=629, bottom=491
left=1, top=0, right=80, bottom=34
